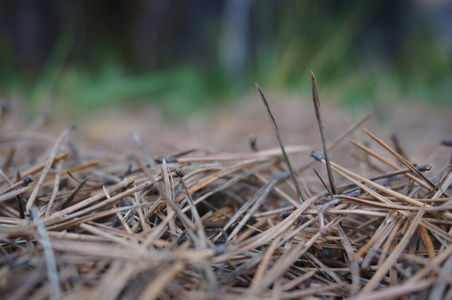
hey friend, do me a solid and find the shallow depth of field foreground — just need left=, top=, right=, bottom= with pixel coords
left=0, top=84, right=451, bottom=299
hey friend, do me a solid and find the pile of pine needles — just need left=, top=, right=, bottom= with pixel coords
left=1, top=75, right=451, bottom=299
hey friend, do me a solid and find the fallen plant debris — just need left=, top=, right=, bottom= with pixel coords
left=0, top=86, right=451, bottom=299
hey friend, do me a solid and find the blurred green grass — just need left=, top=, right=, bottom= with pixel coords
left=1, top=1, right=451, bottom=117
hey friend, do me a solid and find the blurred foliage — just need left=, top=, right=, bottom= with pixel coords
left=0, top=1, right=451, bottom=116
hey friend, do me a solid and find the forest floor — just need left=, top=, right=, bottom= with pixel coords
left=1, top=94, right=451, bottom=299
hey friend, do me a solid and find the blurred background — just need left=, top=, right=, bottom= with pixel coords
left=1, top=0, right=452, bottom=116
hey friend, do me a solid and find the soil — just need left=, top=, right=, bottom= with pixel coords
left=22, top=94, right=452, bottom=169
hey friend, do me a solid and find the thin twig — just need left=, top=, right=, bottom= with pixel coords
left=30, top=206, right=60, bottom=300
left=311, top=71, right=336, bottom=195
left=255, top=83, right=304, bottom=202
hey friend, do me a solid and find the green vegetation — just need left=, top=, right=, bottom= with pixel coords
left=1, top=1, right=451, bottom=116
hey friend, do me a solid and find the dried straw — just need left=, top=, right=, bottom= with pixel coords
left=0, top=85, right=451, bottom=299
